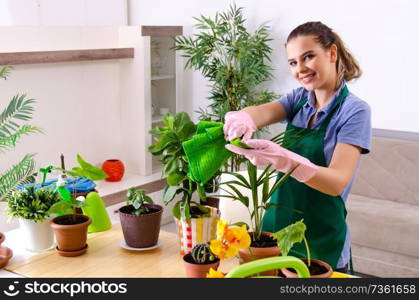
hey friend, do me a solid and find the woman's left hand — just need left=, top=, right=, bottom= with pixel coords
left=225, top=139, right=319, bottom=182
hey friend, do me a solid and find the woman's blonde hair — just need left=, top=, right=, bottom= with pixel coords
left=286, top=21, right=362, bottom=89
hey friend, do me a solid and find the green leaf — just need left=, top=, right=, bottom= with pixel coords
left=172, top=201, right=181, bottom=219
left=167, top=172, right=186, bottom=186
left=273, top=219, right=307, bottom=257
left=74, top=154, right=109, bottom=181
left=163, top=185, right=180, bottom=205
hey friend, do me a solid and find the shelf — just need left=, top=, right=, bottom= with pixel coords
left=0, top=48, right=134, bottom=65
left=96, top=172, right=164, bottom=198
left=141, top=26, right=183, bottom=37
left=151, top=74, right=175, bottom=80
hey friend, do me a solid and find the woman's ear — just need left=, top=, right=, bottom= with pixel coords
left=330, top=44, right=338, bottom=63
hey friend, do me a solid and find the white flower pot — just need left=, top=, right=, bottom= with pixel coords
left=18, top=218, right=55, bottom=252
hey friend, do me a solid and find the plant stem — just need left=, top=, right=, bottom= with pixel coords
left=303, top=236, right=311, bottom=267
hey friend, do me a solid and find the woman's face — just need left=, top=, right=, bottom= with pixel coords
left=286, top=35, right=337, bottom=91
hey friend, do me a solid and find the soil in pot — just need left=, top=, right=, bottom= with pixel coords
left=183, top=253, right=220, bottom=278
left=238, top=232, right=280, bottom=276
left=282, top=258, right=333, bottom=278
left=200, top=197, right=219, bottom=209
left=51, top=214, right=91, bottom=256
left=119, top=204, right=162, bottom=249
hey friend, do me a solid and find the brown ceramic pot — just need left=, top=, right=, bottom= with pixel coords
left=0, top=246, right=13, bottom=269
left=281, top=258, right=333, bottom=278
left=51, top=214, right=91, bottom=257
left=119, top=203, right=163, bottom=248
left=0, top=232, right=5, bottom=245
left=183, top=253, right=220, bottom=278
left=238, top=232, right=281, bottom=276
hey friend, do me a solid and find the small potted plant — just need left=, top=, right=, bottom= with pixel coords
left=119, top=187, right=163, bottom=248
left=48, top=154, right=108, bottom=256
left=273, top=219, right=333, bottom=278
left=6, top=186, right=61, bottom=252
left=183, top=243, right=220, bottom=278
left=148, top=112, right=221, bottom=253
left=219, top=157, right=299, bottom=275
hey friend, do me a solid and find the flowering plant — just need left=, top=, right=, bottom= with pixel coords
left=206, top=219, right=251, bottom=278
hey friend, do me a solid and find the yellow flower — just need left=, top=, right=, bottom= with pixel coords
left=210, top=220, right=251, bottom=260
left=216, top=219, right=228, bottom=239
left=206, top=268, right=225, bottom=278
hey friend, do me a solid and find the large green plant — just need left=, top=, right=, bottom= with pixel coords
left=7, top=186, right=61, bottom=222
left=172, top=5, right=278, bottom=170
left=0, top=65, right=41, bottom=201
left=148, top=112, right=217, bottom=220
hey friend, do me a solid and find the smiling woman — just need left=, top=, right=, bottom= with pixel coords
left=223, top=21, right=371, bottom=273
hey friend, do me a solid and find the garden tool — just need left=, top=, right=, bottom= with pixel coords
left=225, top=256, right=310, bottom=278
left=81, top=191, right=112, bottom=233
left=39, top=165, right=53, bottom=185
left=183, top=121, right=251, bottom=185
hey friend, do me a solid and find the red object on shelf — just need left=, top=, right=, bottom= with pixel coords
left=102, top=159, right=125, bottom=182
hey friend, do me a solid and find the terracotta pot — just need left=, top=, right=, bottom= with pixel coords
left=281, top=258, right=333, bottom=278
left=183, top=253, right=220, bottom=278
left=102, top=159, right=125, bottom=182
left=119, top=204, right=163, bottom=248
left=0, top=232, right=4, bottom=245
left=51, top=214, right=91, bottom=257
left=0, top=246, right=13, bottom=269
left=238, top=232, right=281, bottom=276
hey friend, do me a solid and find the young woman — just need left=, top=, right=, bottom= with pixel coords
left=224, top=21, right=371, bottom=273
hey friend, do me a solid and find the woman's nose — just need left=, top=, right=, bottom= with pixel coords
left=296, top=62, right=308, bottom=73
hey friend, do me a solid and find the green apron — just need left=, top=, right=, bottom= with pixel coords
left=262, top=86, right=349, bottom=269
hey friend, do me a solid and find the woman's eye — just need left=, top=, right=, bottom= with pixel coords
left=304, top=54, right=314, bottom=61
left=289, top=61, right=297, bottom=67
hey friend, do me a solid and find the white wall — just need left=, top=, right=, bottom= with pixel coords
left=0, top=0, right=127, bottom=26
left=129, top=0, right=419, bottom=133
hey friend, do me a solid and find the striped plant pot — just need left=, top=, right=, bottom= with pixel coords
left=174, top=205, right=220, bottom=255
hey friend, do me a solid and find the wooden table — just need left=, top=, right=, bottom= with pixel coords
left=5, top=223, right=238, bottom=278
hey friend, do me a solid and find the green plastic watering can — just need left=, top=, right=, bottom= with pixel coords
left=225, top=256, right=310, bottom=278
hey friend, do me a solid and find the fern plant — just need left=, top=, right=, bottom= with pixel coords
left=0, top=65, right=41, bottom=201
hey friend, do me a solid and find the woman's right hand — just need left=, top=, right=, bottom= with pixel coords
left=223, top=110, right=257, bottom=141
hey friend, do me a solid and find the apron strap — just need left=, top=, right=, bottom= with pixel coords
left=349, top=247, right=355, bottom=275
left=319, top=85, right=349, bottom=131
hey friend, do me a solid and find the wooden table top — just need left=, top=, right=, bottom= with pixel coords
left=5, top=223, right=238, bottom=278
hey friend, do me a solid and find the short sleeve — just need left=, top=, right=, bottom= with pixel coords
left=337, top=102, right=372, bottom=154
left=276, top=87, right=305, bottom=121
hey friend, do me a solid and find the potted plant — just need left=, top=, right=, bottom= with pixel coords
left=172, top=4, right=278, bottom=171
left=219, top=156, right=299, bottom=275
left=6, top=186, right=61, bottom=251
left=48, top=154, right=108, bottom=256
left=119, top=187, right=163, bottom=248
left=183, top=243, right=220, bottom=278
left=273, top=219, right=333, bottom=278
left=148, top=112, right=221, bottom=253
left=0, top=65, right=41, bottom=231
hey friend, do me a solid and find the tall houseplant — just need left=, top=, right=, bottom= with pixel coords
left=148, top=112, right=217, bottom=219
left=172, top=4, right=278, bottom=171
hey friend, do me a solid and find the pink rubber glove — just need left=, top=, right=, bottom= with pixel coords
left=224, top=110, right=257, bottom=141
left=225, top=139, right=319, bottom=182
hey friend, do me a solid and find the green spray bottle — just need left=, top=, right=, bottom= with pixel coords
left=81, top=191, right=112, bottom=233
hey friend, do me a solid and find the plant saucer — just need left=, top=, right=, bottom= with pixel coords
left=56, top=244, right=88, bottom=257
left=119, top=240, right=161, bottom=251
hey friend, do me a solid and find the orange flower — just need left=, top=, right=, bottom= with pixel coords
left=210, top=220, right=251, bottom=260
